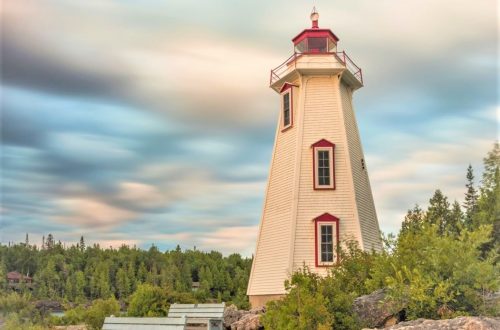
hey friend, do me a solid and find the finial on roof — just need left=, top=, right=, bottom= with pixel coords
left=310, top=6, right=319, bottom=28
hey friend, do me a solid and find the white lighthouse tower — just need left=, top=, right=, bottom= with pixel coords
left=247, top=9, right=382, bottom=308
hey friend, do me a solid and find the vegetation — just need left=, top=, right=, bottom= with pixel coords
left=1, top=143, right=498, bottom=330
left=262, top=143, right=499, bottom=329
left=0, top=240, right=252, bottom=328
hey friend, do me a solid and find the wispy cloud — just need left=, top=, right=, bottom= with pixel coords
left=1, top=0, right=497, bottom=255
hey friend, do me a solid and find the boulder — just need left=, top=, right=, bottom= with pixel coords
left=224, top=304, right=247, bottom=328
left=230, top=313, right=262, bottom=330
left=363, top=316, right=500, bottom=329
left=34, top=300, right=63, bottom=314
left=353, top=289, right=405, bottom=328
left=224, top=304, right=265, bottom=330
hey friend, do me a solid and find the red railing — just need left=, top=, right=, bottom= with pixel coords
left=269, top=51, right=363, bottom=86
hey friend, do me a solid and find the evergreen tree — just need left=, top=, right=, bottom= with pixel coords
left=425, top=190, right=450, bottom=235
left=447, top=201, right=463, bottom=236
left=65, top=275, right=75, bottom=301
left=463, top=165, right=479, bottom=229
left=74, top=271, right=86, bottom=303
left=400, top=204, right=425, bottom=235
left=79, top=236, right=86, bottom=252
left=25, top=233, right=29, bottom=246
left=46, top=234, right=55, bottom=250
left=116, top=267, right=130, bottom=299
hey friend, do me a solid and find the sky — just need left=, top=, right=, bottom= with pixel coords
left=0, top=1, right=498, bottom=256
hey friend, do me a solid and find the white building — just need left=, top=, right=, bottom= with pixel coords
left=247, top=9, right=382, bottom=308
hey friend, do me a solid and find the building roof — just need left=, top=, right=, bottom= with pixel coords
left=102, top=316, right=186, bottom=330
left=7, top=271, right=32, bottom=280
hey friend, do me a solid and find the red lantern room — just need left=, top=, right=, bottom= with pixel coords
left=292, top=8, right=339, bottom=54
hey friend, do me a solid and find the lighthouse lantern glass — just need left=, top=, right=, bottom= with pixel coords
left=294, top=37, right=336, bottom=54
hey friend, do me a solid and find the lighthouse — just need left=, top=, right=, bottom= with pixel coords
left=247, top=9, right=382, bottom=308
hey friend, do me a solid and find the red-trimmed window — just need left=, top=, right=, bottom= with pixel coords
left=312, top=139, right=335, bottom=189
left=314, top=213, right=339, bottom=267
left=280, top=83, right=294, bottom=131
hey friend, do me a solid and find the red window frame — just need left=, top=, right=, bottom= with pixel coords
left=313, top=213, right=340, bottom=267
left=312, top=139, right=336, bottom=190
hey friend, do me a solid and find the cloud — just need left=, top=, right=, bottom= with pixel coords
left=54, top=198, right=137, bottom=228
left=0, top=0, right=497, bottom=255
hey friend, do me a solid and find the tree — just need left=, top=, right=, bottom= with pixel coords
left=447, top=201, right=463, bottom=236
left=128, top=284, right=169, bottom=317
left=85, top=298, right=120, bottom=330
left=463, top=165, right=479, bottom=229
left=79, top=236, right=86, bottom=252
left=425, top=190, right=450, bottom=235
left=74, top=271, right=86, bottom=303
left=45, top=234, right=55, bottom=250
left=400, top=204, right=425, bottom=235
left=116, top=267, right=130, bottom=299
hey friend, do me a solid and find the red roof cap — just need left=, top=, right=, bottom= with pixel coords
left=292, top=8, right=339, bottom=45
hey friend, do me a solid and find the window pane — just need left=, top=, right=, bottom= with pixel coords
left=317, top=150, right=331, bottom=186
left=307, top=37, right=327, bottom=53
left=283, top=93, right=290, bottom=127
left=320, top=224, right=334, bottom=262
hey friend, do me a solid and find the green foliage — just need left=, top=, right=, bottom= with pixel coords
left=262, top=268, right=332, bottom=330
left=85, top=297, right=120, bottom=330
left=128, top=283, right=169, bottom=317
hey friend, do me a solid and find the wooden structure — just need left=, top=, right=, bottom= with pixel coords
left=102, top=316, right=186, bottom=330
left=6, top=271, right=33, bottom=290
left=247, top=8, right=382, bottom=308
left=167, top=303, right=225, bottom=330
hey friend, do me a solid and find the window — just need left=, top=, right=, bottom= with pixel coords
left=314, top=213, right=339, bottom=266
left=312, top=139, right=335, bottom=189
left=320, top=224, right=334, bottom=262
left=283, top=92, right=291, bottom=128
left=279, top=84, right=294, bottom=131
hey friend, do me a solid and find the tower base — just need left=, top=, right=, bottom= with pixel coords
left=248, top=294, right=285, bottom=309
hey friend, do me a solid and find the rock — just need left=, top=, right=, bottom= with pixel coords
left=249, top=306, right=266, bottom=315
left=363, top=316, right=500, bottom=329
left=353, top=289, right=405, bottom=328
left=224, top=304, right=247, bottom=328
left=34, top=300, right=63, bottom=313
left=230, top=313, right=262, bottom=330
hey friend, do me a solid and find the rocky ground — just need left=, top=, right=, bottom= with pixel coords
left=223, top=304, right=264, bottom=330
left=364, top=317, right=500, bottom=330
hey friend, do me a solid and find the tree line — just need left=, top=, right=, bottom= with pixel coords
left=0, top=238, right=252, bottom=307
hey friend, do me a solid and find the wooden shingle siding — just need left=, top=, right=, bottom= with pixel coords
left=293, top=76, right=364, bottom=273
left=339, top=82, right=382, bottom=251
left=247, top=84, right=299, bottom=295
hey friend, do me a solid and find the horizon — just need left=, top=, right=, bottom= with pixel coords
left=1, top=1, right=497, bottom=257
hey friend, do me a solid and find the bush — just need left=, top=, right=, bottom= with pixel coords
left=85, top=298, right=120, bottom=330
left=128, top=284, right=169, bottom=317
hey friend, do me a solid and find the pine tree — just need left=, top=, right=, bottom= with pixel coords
left=25, top=233, right=29, bottom=246
left=74, top=271, right=86, bottom=302
left=400, top=204, right=425, bottom=235
left=116, top=267, right=130, bottom=299
left=463, top=165, right=479, bottom=229
left=46, top=234, right=55, bottom=250
left=447, top=201, right=463, bottom=236
left=137, top=262, right=147, bottom=283
left=425, top=190, right=450, bottom=235
left=79, top=236, right=86, bottom=252
left=65, top=276, right=75, bottom=301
